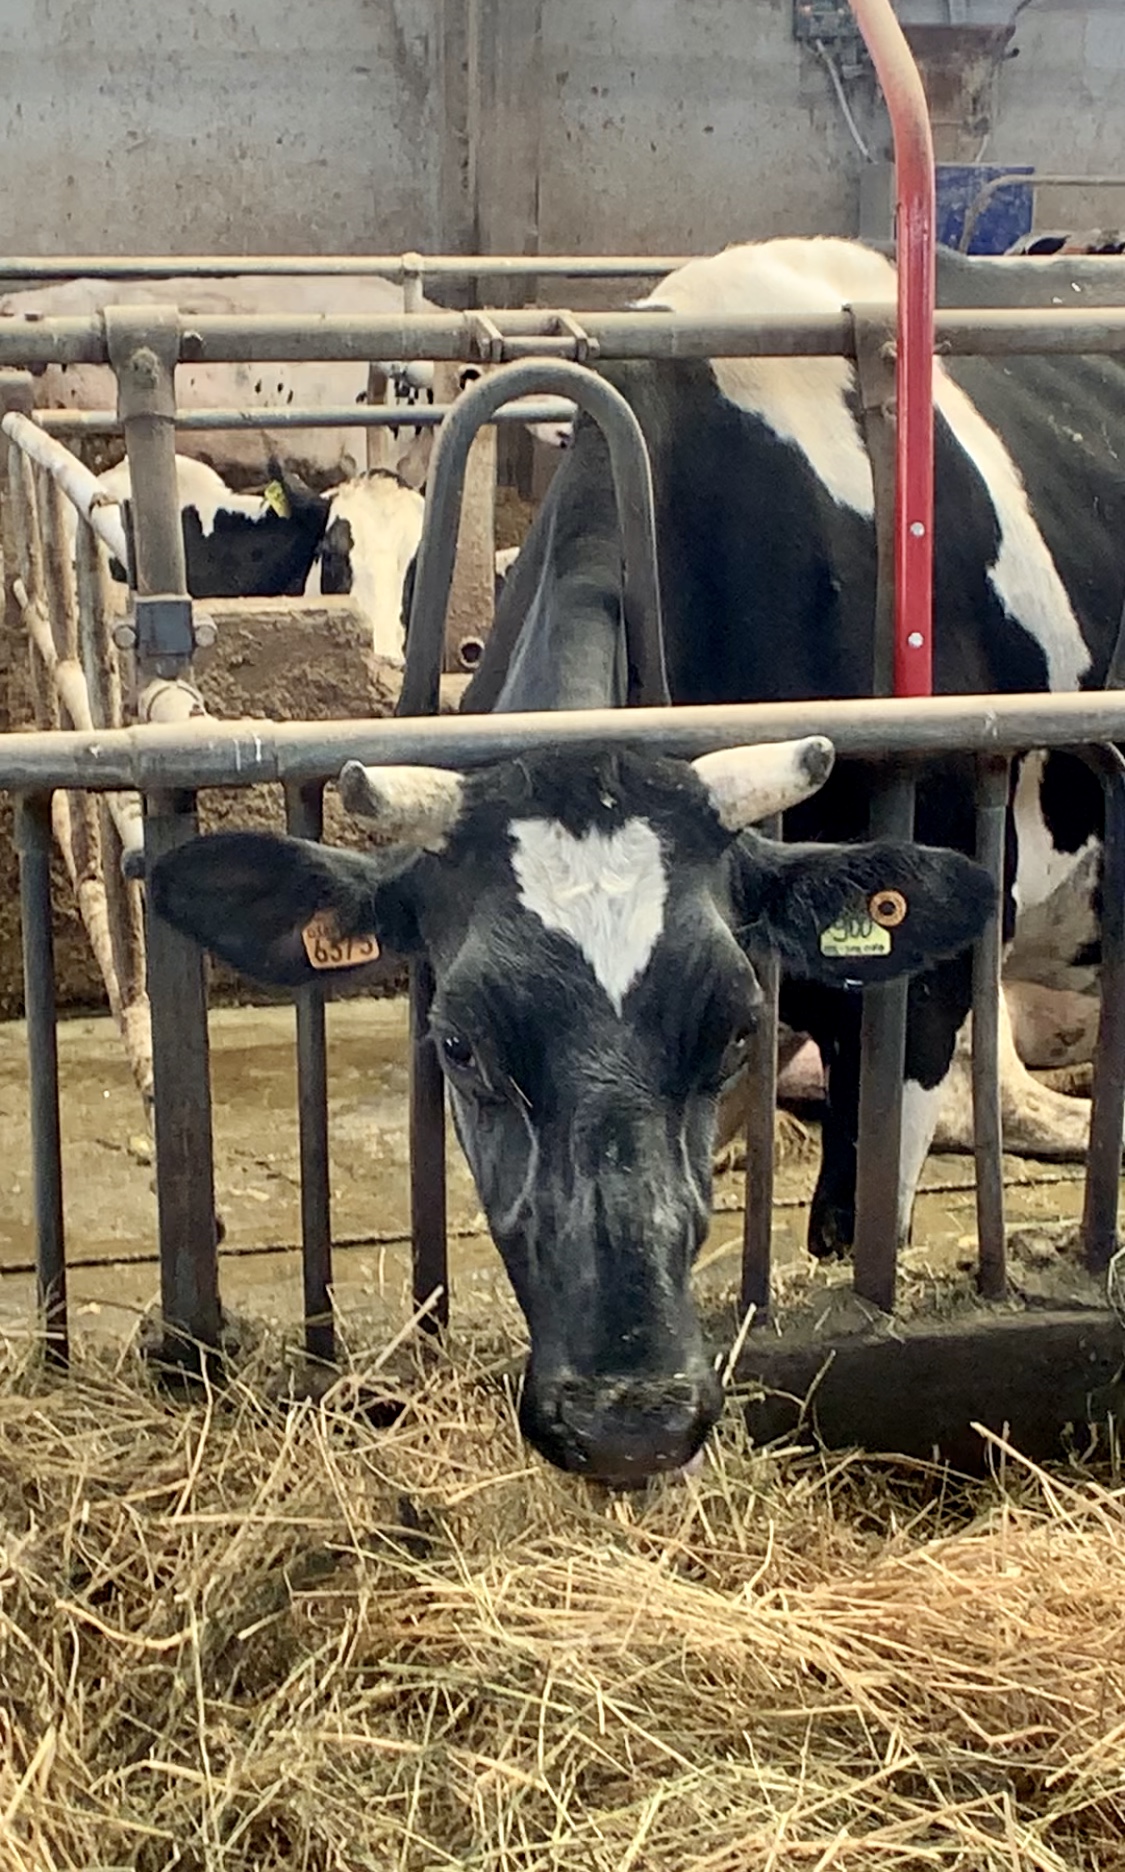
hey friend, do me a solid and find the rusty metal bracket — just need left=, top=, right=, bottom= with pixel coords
left=105, top=307, right=179, bottom=424
left=552, top=310, right=599, bottom=362
left=132, top=595, right=194, bottom=665
left=466, top=311, right=506, bottom=365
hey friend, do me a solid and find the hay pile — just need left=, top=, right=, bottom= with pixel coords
left=0, top=1326, right=1123, bottom=1871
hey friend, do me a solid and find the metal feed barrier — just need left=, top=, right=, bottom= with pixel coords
left=2, top=292, right=1125, bottom=1462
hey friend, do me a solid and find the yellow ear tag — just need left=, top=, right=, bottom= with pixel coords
left=819, top=911, right=892, bottom=959
left=263, top=479, right=291, bottom=518
left=301, top=912, right=380, bottom=970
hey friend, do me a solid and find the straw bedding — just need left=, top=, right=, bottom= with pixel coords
left=0, top=1323, right=1122, bottom=1871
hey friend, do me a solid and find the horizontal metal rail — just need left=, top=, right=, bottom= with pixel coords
left=2, top=305, right=1125, bottom=370
left=959, top=173, right=1125, bottom=254
left=36, top=398, right=577, bottom=436
left=0, top=252, right=695, bottom=284
left=6, top=692, right=1125, bottom=794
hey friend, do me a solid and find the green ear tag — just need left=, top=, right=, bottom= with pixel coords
left=819, top=912, right=892, bottom=959
left=263, top=479, right=291, bottom=518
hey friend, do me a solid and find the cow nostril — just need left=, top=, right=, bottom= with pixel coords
left=458, top=635, right=485, bottom=671
left=531, top=1372, right=721, bottom=1485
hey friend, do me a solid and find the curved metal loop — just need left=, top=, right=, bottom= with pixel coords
left=398, top=357, right=668, bottom=718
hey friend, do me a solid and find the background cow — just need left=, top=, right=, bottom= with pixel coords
left=88, top=455, right=328, bottom=598
left=87, top=456, right=525, bottom=667
left=0, top=272, right=437, bottom=486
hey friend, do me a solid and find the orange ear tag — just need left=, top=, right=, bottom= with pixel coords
left=868, top=889, right=908, bottom=929
left=301, top=912, right=380, bottom=970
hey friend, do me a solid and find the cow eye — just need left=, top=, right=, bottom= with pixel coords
left=441, top=1031, right=476, bottom=1073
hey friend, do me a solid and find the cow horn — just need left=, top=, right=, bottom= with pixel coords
left=691, top=736, right=835, bottom=830
left=337, top=761, right=464, bottom=851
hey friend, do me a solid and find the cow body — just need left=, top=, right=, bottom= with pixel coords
left=0, top=273, right=437, bottom=484
left=464, top=237, right=1125, bottom=1255
left=91, top=455, right=328, bottom=597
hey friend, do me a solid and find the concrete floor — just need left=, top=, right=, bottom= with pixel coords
left=0, top=1003, right=1099, bottom=1350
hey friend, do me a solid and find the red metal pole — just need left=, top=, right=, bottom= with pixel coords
left=848, top=0, right=936, bottom=699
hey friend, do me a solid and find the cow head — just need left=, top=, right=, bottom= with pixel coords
left=149, top=741, right=992, bottom=1485
left=283, top=467, right=425, bottom=665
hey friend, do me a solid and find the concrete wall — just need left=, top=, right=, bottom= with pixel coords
left=535, top=0, right=867, bottom=253
left=0, top=0, right=1120, bottom=263
left=0, top=0, right=446, bottom=253
left=986, top=0, right=1125, bottom=235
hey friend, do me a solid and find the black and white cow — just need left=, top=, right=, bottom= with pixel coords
left=300, top=467, right=425, bottom=664
left=92, top=456, right=427, bottom=661
left=91, top=455, right=329, bottom=598
left=138, top=234, right=1120, bottom=1480
left=464, top=236, right=1125, bottom=1251
left=149, top=738, right=990, bottom=1483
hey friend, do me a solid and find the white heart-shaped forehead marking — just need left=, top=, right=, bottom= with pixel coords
left=509, top=817, right=668, bottom=1015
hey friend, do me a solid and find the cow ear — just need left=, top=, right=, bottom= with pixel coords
left=731, top=833, right=993, bottom=986
left=265, top=456, right=328, bottom=533
left=148, top=831, right=421, bottom=987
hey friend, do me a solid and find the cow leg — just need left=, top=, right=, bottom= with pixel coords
left=1004, top=979, right=1099, bottom=1070
left=797, top=988, right=862, bottom=1260
left=931, top=988, right=1094, bottom=1159
left=801, top=953, right=973, bottom=1259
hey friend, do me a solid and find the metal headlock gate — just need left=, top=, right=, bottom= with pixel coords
left=3, top=0, right=1125, bottom=1460
left=3, top=295, right=1125, bottom=1456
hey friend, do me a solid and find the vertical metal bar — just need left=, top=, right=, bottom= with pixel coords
left=972, top=754, right=1009, bottom=1298
left=851, top=302, right=909, bottom=1316
left=16, top=793, right=67, bottom=1364
left=143, top=790, right=221, bottom=1361
left=409, top=961, right=449, bottom=1330
left=848, top=0, right=936, bottom=699
left=853, top=767, right=915, bottom=1313
left=74, top=523, right=151, bottom=1104
left=40, top=471, right=80, bottom=661
left=740, top=954, right=779, bottom=1321
left=284, top=781, right=335, bottom=1364
left=740, top=813, right=781, bottom=1321
left=1082, top=751, right=1125, bottom=1273
left=9, top=451, right=58, bottom=732
left=0, top=374, right=35, bottom=686
left=103, top=307, right=188, bottom=601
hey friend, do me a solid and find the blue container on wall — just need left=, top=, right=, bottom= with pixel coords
left=936, top=163, right=1034, bottom=255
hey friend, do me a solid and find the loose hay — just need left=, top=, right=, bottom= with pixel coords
left=0, top=1325, right=1123, bottom=1870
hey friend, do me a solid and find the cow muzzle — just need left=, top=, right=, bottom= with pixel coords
left=520, top=1366, right=723, bottom=1487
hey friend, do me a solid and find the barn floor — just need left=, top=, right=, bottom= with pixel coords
left=0, top=1003, right=1107, bottom=1350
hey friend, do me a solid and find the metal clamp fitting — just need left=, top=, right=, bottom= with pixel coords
left=466, top=311, right=506, bottom=366
left=553, top=311, right=599, bottom=363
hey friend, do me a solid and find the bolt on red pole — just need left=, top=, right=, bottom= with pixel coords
left=848, top=0, right=936, bottom=699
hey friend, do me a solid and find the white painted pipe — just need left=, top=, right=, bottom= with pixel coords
left=1, top=410, right=129, bottom=564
